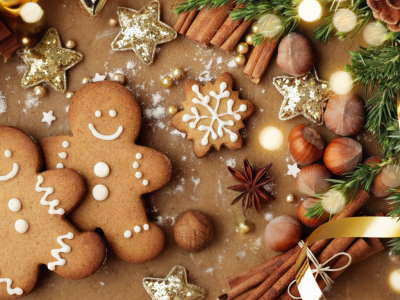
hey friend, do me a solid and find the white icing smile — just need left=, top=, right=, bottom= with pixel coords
left=0, top=163, right=19, bottom=181
left=88, top=123, right=123, bottom=141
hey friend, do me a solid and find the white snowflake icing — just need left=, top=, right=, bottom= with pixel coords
left=182, top=82, right=247, bottom=146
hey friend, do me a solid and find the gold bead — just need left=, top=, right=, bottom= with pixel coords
left=251, top=22, right=260, bottom=33
left=286, top=194, right=295, bottom=203
left=81, top=76, right=91, bottom=85
left=245, top=34, right=255, bottom=46
left=161, top=76, right=173, bottom=88
left=237, top=42, right=249, bottom=54
left=168, top=105, right=178, bottom=116
left=109, top=18, right=118, bottom=26
left=21, top=36, right=31, bottom=46
left=65, top=40, right=76, bottom=49
left=237, top=221, right=250, bottom=234
left=172, top=67, right=183, bottom=80
left=112, top=73, right=125, bottom=84
left=33, top=86, right=46, bottom=98
left=66, top=92, right=74, bottom=99
left=234, top=54, right=246, bottom=66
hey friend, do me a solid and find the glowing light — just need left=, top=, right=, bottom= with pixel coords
left=389, top=269, right=400, bottom=294
left=363, top=21, right=387, bottom=46
left=321, top=190, right=346, bottom=215
left=259, top=126, right=284, bottom=151
left=329, top=71, right=353, bottom=95
left=258, top=14, right=282, bottom=38
left=298, top=0, right=322, bottom=22
left=333, top=9, right=357, bottom=33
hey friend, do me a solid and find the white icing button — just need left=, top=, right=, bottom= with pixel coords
left=8, top=198, right=21, bottom=212
left=95, top=110, right=101, bottom=117
left=58, top=152, right=67, bottom=159
left=143, top=224, right=150, bottom=231
left=15, top=219, right=29, bottom=233
left=94, top=162, right=110, bottom=178
left=62, top=141, right=70, bottom=148
left=136, top=153, right=142, bottom=159
left=135, top=172, right=142, bottom=179
left=143, top=180, right=149, bottom=186
left=124, top=230, right=132, bottom=238
left=109, top=110, right=117, bottom=117
left=56, top=163, right=64, bottom=169
left=134, top=225, right=141, bottom=233
left=92, top=184, right=109, bottom=201
left=4, top=150, right=12, bottom=158
left=132, top=161, right=139, bottom=169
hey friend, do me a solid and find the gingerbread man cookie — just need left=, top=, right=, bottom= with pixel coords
left=40, top=81, right=172, bottom=264
left=0, top=127, right=106, bottom=299
left=172, top=73, right=255, bottom=157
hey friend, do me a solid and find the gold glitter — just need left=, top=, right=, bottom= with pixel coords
left=273, top=69, right=333, bottom=125
left=18, top=28, right=83, bottom=93
left=143, top=265, right=206, bottom=300
left=111, top=1, right=177, bottom=65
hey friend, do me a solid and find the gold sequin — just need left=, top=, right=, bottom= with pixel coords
left=18, top=28, right=83, bottom=93
left=111, top=1, right=177, bottom=65
left=273, top=69, right=333, bottom=125
left=143, top=265, right=206, bottom=300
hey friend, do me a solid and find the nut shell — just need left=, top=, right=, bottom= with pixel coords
left=174, top=210, right=213, bottom=253
left=264, top=215, right=302, bottom=252
left=323, top=137, right=362, bottom=175
left=365, top=157, right=400, bottom=197
left=277, top=32, right=316, bottom=76
left=288, top=124, right=325, bottom=165
left=297, top=198, right=329, bottom=228
left=324, top=94, right=366, bottom=136
left=295, top=164, right=332, bottom=196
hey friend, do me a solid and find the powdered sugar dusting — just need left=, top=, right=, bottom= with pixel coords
left=170, top=129, right=186, bottom=138
left=144, top=107, right=166, bottom=119
left=226, top=158, right=236, bottom=168
left=264, top=212, right=273, bottom=221
left=0, top=91, right=7, bottom=114
left=228, top=59, right=236, bottom=68
left=23, top=92, right=40, bottom=113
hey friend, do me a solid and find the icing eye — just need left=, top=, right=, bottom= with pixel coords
left=95, top=110, right=101, bottom=117
left=4, top=150, right=12, bottom=158
left=109, top=110, right=117, bottom=117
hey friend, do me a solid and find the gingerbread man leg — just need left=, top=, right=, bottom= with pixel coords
left=0, top=264, right=39, bottom=299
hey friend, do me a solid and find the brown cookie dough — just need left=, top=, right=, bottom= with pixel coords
left=40, top=81, right=172, bottom=264
left=0, top=126, right=106, bottom=299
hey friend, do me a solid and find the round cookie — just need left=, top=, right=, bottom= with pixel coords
left=40, top=81, right=172, bottom=264
left=0, top=126, right=106, bottom=299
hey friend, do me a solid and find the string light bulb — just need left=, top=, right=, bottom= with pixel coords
left=329, top=71, right=353, bottom=95
left=363, top=21, right=387, bottom=46
left=298, top=0, right=322, bottom=22
left=333, top=9, right=357, bottom=33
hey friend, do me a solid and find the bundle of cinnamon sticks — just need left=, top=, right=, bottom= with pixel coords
left=219, top=190, right=385, bottom=300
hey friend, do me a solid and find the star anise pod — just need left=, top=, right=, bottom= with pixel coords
left=227, top=159, right=275, bottom=214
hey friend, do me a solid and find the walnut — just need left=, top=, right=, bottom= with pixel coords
left=174, top=210, right=213, bottom=253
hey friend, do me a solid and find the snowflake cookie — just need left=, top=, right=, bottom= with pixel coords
left=172, top=73, right=255, bottom=157
left=40, top=81, right=172, bottom=264
left=0, top=126, right=106, bottom=299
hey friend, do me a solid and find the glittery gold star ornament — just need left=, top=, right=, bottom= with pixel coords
left=19, top=28, right=83, bottom=93
left=143, top=265, right=206, bottom=300
left=273, top=69, right=333, bottom=125
left=111, top=1, right=177, bottom=65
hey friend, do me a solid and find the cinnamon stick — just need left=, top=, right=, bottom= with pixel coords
left=179, top=10, right=199, bottom=35
left=244, top=39, right=279, bottom=84
left=244, top=190, right=370, bottom=300
left=174, top=11, right=190, bottom=32
left=210, top=4, right=246, bottom=48
left=220, top=20, right=251, bottom=53
left=0, top=33, right=20, bottom=60
left=185, top=2, right=235, bottom=47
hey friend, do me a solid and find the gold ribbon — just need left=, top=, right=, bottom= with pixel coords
left=295, top=216, right=400, bottom=300
left=0, top=0, right=38, bottom=17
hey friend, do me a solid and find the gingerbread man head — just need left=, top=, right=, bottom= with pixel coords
left=40, top=81, right=172, bottom=264
left=0, top=127, right=106, bottom=299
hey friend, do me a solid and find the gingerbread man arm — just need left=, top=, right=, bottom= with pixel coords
left=40, top=135, right=73, bottom=170
left=38, top=169, right=85, bottom=215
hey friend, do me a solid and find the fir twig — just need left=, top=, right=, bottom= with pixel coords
left=174, top=0, right=254, bottom=15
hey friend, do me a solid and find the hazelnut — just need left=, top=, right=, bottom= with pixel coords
left=323, top=137, right=362, bottom=175
left=295, top=164, right=332, bottom=196
left=174, top=210, right=213, bottom=253
left=264, top=215, right=302, bottom=252
left=324, top=94, right=366, bottom=136
left=288, top=124, right=325, bottom=165
left=297, top=198, right=329, bottom=228
left=277, top=32, right=316, bottom=76
left=365, top=157, right=400, bottom=197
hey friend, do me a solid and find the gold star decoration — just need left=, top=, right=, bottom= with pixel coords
left=143, top=265, right=206, bottom=300
left=111, top=0, right=177, bottom=65
left=273, top=69, right=333, bottom=125
left=19, top=28, right=83, bottom=93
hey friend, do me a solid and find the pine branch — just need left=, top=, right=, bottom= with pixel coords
left=305, top=199, right=326, bottom=219
left=388, top=238, right=400, bottom=255
left=174, top=0, right=247, bottom=15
